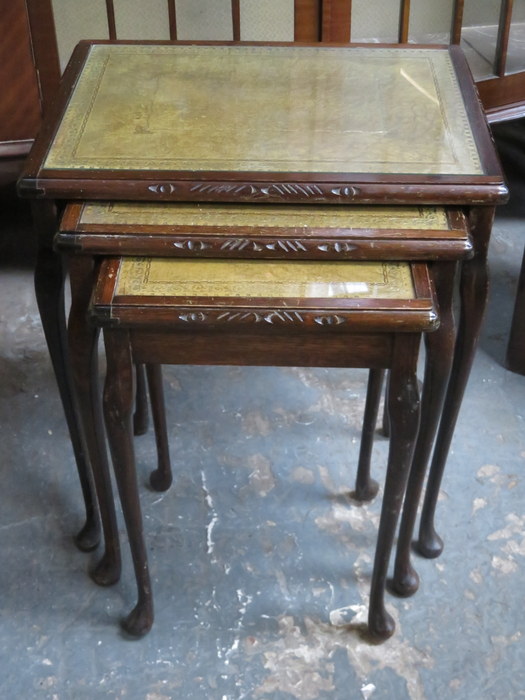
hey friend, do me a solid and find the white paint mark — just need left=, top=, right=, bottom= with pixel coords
left=223, top=589, right=253, bottom=669
left=472, top=497, right=487, bottom=515
left=491, top=555, right=518, bottom=575
left=477, top=464, right=500, bottom=478
left=201, top=470, right=219, bottom=562
left=361, top=682, right=376, bottom=699
left=469, top=568, right=484, bottom=585
left=329, top=604, right=365, bottom=627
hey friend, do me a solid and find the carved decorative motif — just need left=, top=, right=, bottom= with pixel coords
left=176, top=309, right=348, bottom=326
left=189, top=183, right=329, bottom=199
left=170, top=238, right=358, bottom=256
left=148, top=184, right=176, bottom=194
left=173, top=240, right=210, bottom=252
left=314, top=315, right=345, bottom=326
left=317, top=242, right=357, bottom=254
left=220, top=239, right=308, bottom=253
left=148, top=182, right=362, bottom=201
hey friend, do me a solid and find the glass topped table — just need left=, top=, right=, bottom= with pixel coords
left=22, top=42, right=506, bottom=201
left=19, top=41, right=507, bottom=631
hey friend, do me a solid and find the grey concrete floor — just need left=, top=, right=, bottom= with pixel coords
left=1, top=121, right=525, bottom=699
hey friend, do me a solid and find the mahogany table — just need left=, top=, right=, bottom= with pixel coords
left=90, top=255, right=437, bottom=638
left=18, top=41, right=507, bottom=627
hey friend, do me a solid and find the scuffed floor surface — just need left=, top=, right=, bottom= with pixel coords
left=1, top=121, right=525, bottom=699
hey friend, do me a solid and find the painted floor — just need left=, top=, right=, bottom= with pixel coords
left=1, top=120, right=524, bottom=699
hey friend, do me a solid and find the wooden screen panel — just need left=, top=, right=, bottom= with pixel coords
left=112, top=0, right=171, bottom=40
left=0, top=0, right=41, bottom=155
left=23, top=0, right=525, bottom=124
left=505, top=0, right=525, bottom=75
left=321, top=0, right=351, bottom=42
left=173, top=0, right=234, bottom=41
left=451, top=0, right=465, bottom=43
left=350, top=0, right=402, bottom=43
left=495, top=0, right=514, bottom=76
left=295, top=0, right=322, bottom=41
left=50, top=0, right=109, bottom=72
left=240, top=0, right=295, bottom=42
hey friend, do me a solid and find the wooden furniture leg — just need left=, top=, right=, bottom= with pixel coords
left=506, top=243, right=525, bottom=375
left=103, top=329, right=154, bottom=637
left=417, top=207, right=495, bottom=559
left=391, top=261, right=457, bottom=595
left=67, top=255, right=122, bottom=586
left=31, top=200, right=100, bottom=551
left=368, top=334, right=421, bottom=640
left=145, top=364, right=172, bottom=492
left=133, top=363, right=149, bottom=436
left=353, top=369, right=385, bottom=501
left=381, top=373, right=391, bottom=438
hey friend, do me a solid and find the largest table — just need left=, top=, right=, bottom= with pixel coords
left=19, top=41, right=507, bottom=556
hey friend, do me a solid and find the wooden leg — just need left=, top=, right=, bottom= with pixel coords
left=32, top=200, right=100, bottom=551
left=103, top=329, right=154, bottom=637
left=368, top=334, right=421, bottom=641
left=381, top=371, right=390, bottom=438
left=146, top=364, right=173, bottom=492
left=133, top=364, right=149, bottom=436
left=353, top=369, right=384, bottom=501
left=67, top=256, right=121, bottom=585
left=391, top=262, right=457, bottom=596
left=418, top=207, right=495, bottom=559
left=506, top=243, right=525, bottom=375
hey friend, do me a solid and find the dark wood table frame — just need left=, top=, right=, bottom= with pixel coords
left=19, top=40, right=507, bottom=630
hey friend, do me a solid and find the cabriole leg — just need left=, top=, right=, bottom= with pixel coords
left=103, top=329, right=154, bottom=637
left=391, top=262, right=456, bottom=596
left=418, top=207, right=494, bottom=559
left=353, top=369, right=384, bottom=501
left=32, top=200, right=100, bottom=550
left=68, top=255, right=121, bottom=584
left=146, top=364, right=172, bottom=492
left=368, top=335, right=421, bottom=641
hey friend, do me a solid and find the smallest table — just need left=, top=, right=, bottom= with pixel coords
left=90, top=255, right=437, bottom=639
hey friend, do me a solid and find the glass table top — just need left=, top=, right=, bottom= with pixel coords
left=115, top=258, right=415, bottom=300
left=79, top=202, right=450, bottom=230
left=44, top=44, right=483, bottom=176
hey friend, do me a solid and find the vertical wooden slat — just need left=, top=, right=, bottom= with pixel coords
left=24, top=0, right=61, bottom=112
left=450, top=0, right=464, bottom=44
left=495, top=0, right=514, bottom=77
left=231, top=0, right=241, bottom=41
left=105, top=0, right=117, bottom=40
left=294, top=0, right=322, bottom=41
left=398, top=0, right=410, bottom=44
left=167, top=0, right=177, bottom=40
left=321, top=0, right=351, bottom=43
